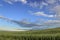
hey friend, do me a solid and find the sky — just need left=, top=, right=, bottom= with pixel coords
left=0, top=0, right=60, bottom=31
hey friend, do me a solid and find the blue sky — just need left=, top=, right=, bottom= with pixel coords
left=0, top=0, right=60, bottom=31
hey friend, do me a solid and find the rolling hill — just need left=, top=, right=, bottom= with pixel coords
left=0, top=27, right=60, bottom=40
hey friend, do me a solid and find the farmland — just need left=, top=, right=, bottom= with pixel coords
left=0, top=28, right=60, bottom=40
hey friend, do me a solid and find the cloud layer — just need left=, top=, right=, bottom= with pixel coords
left=0, top=16, right=42, bottom=27
left=0, top=16, right=60, bottom=29
left=34, top=12, right=54, bottom=17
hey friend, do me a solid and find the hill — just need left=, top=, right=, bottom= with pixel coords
left=0, top=27, right=60, bottom=34
left=0, top=28, right=60, bottom=40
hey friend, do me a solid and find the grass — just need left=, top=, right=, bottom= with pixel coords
left=0, top=28, right=60, bottom=40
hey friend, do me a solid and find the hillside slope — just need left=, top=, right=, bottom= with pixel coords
left=0, top=27, right=60, bottom=34
left=0, top=28, right=60, bottom=40
left=23, top=27, right=60, bottom=34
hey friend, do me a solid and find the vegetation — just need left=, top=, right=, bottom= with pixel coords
left=0, top=28, right=60, bottom=40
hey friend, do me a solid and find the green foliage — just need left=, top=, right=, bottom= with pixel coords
left=0, top=28, right=60, bottom=40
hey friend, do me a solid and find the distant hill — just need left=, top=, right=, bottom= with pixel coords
left=0, top=27, right=60, bottom=34
left=24, top=27, right=60, bottom=34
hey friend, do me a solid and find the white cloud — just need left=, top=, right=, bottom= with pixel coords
left=45, top=0, right=57, bottom=4
left=50, top=5, right=60, bottom=19
left=40, top=2, right=48, bottom=9
left=20, top=0, right=27, bottom=4
left=0, top=15, right=60, bottom=30
left=39, top=20, right=60, bottom=27
left=0, top=16, right=4, bottom=18
left=0, top=16, right=42, bottom=27
left=4, top=0, right=27, bottom=4
left=28, top=1, right=39, bottom=8
left=42, top=2, right=48, bottom=6
left=45, top=20, right=60, bottom=23
left=34, top=12, right=54, bottom=17
left=4, top=0, right=13, bottom=4
left=4, top=0, right=47, bottom=9
left=28, top=1, right=48, bottom=9
left=43, top=0, right=60, bottom=19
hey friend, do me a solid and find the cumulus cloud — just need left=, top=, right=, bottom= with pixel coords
left=41, top=0, right=60, bottom=19
left=34, top=12, right=54, bottom=17
left=28, top=0, right=60, bottom=19
left=51, top=5, right=60, bottom=19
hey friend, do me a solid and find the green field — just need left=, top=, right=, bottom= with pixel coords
left=0, top=28, right=60, bottom=40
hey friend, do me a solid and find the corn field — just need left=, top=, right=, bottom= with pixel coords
left=0, top=28, right=60, bottom=40
left=0, top=34, right=60, bottom=40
